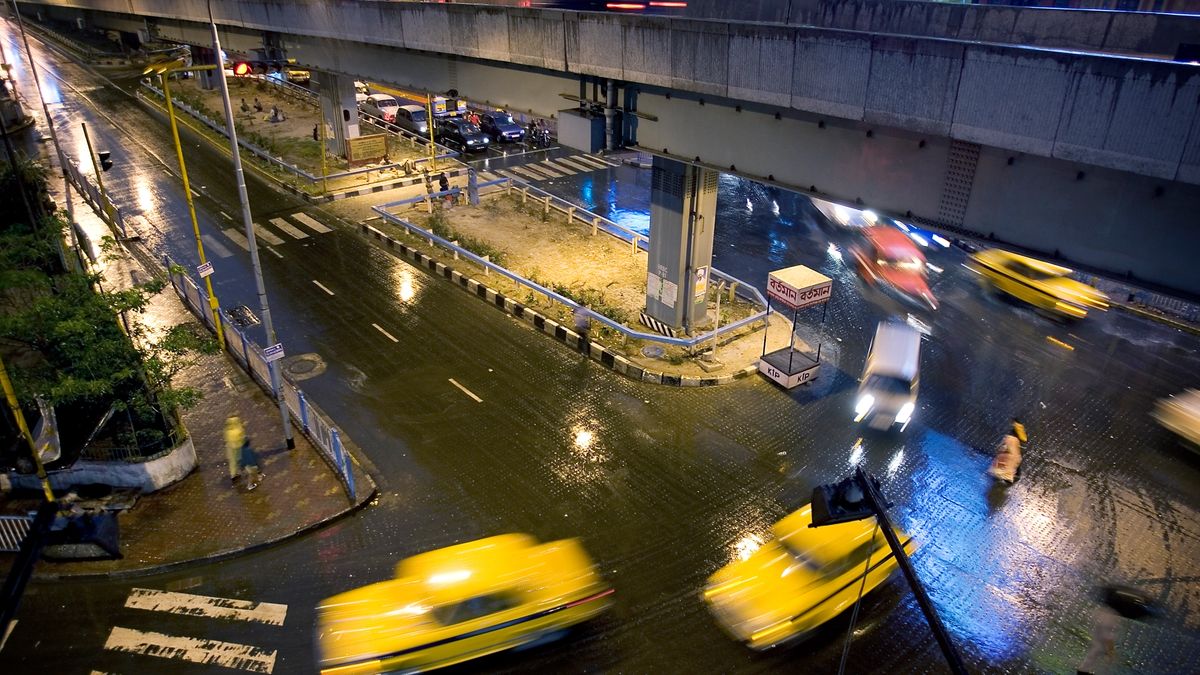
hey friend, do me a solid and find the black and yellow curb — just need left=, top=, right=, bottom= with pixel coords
left=360, top=223, right=759, bottom=387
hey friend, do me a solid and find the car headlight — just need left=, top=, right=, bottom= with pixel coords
left=895, top=402, right=915, bottom=424
left=854, top=394, right=875, bottom=421
left=466, top=139, right=475, bottom=144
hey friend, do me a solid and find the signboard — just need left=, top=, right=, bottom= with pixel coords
left=197, top=261, right=214, bottom=278
left=455, top=99, right=468, bottom=115
left=694, top=266, right=709, bottom=300
left=263, top=343, right=286, bottom=363
left=758, top=359, right=820, bottom=389
left=767, top=264, right=832, bottom=310
left=646, top=272, right=678, bottom=309
left=347, top=133, right=388, bottom=168
left=433, top=97, right=448, bottom=115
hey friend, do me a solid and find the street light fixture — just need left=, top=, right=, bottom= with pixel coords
left=143, top=58, right=226, bottom=351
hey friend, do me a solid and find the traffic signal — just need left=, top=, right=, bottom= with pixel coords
left=233, top=61, right=252, bottom=76
left=809, top=469, right=889, bottom=527
left=98, top=151, right=113, bottom=172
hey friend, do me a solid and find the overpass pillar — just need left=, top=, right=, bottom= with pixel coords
left=315, top=71, right=359, bottom=158
left=192, top=47, right=218, bottom=91
left=645, top=156, right=717, bottom=334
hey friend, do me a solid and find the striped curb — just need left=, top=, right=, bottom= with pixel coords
left=283, top=168, right=469, bottom=204
left=359, top=223, right=759, bottom=387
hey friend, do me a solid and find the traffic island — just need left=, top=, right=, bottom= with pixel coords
left=353, top=181, right=802, bottom=385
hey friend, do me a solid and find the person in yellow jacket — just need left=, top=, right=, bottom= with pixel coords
left=224, top=416, right=246, bottom=486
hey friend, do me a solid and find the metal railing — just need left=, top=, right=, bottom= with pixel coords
left=78, top=427, right=182, bottom=463
left=373, top=177, right=769, bottom=349
left=0, top=515, right=34, bottom=553
left=62, top=156, right=127, bottom=239
left=165, top=259, right=359, bottom=500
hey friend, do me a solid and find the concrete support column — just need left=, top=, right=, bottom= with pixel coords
left=604, top=78, right=617, bottom=151
left=315, top=70, right=359, bottom=158
left=645, top=156, right=717, bottom=333
left=193, top=47, right=218, bottom=91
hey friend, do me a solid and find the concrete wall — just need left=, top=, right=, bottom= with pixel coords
left=6, top=436, right=197, bottom=494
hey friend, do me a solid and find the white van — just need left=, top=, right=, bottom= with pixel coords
left=854, top=320, right=921, bottom=431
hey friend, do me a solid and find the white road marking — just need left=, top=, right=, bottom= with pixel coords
left=125, top=588, right=288, bottom=626
left=291, top=212, right=332, bottom=233
left=1, top=619, right=16, bottom=653
left=190, top=189, right=200, bottom=198
left=251, top=222, right=285, bottom=246
left=219, top=211, right=233, bottom=220
left=201, top=233, right=234, bottom=259
left=497, top=169, right=524, bottom=182
left=104, top=626, right=276, bottom=673
left=312, top=280, right=335, bottom=296
left=269, top=217, right=309, bottom=239
left=508, top=165, right=545, bottom=181
left=372, top=323, right=399, bottom=342
left=224, top=228, right=250, bottom=250
left=585, top=152, right=620, bottom=167
left=522, top=163, right=561, bottom=179
left=449, top=378, right=483, bottom=403
left=267, top=247, right=284, bottom=259
left=543, top=159, right=581, bottom=175
left=556, top=156, right=599, bottom=173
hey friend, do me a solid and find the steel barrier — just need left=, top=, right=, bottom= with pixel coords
left=0, top=515, right=34, bottom=553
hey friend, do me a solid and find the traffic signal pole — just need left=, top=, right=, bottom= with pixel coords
left=856, top=467, right=968, bottom=675
left=79, top=122, right=113, bottom=224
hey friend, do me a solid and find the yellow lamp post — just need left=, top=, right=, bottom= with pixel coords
left=0, top=356, right=54, bottom=502
left=143, top=59, right=225, bottom=350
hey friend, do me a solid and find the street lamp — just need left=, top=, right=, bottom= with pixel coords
left=142, top=58, right=226, bottom=351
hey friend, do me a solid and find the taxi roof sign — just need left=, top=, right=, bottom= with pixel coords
left=767, top=264, right=832, bottom=310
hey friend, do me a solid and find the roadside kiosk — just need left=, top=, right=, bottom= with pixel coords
left=759, top=265, right=832, bottom=389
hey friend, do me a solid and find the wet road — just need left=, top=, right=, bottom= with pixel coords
left=4, top=19, right=1200, bottom=675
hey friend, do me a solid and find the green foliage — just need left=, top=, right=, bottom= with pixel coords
left=421, top=210, right=508, bottom=267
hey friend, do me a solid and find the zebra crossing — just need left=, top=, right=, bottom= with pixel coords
left=102, top=587, right=287, bottom=673
left=476, top=152, right=619, bottom=184
left=214, top=211, right=334, bottom=254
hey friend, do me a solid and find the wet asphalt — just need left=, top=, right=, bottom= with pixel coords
left=3, top=19, right=1200, bottom=675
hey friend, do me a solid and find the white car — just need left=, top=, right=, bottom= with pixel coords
left=1154, top=389, right=1200, bottom=450
left=361, top=94, right=400, bottom=123
left=854, top=320, right=921, bottom=431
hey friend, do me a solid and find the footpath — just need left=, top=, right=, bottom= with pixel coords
left=1, top=177, right=376, bottom=580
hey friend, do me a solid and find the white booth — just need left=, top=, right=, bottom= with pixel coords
left=759, top=265, right=832, bottom=389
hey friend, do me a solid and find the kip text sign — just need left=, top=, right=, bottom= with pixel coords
left=767, top=276, right=832, bottom=310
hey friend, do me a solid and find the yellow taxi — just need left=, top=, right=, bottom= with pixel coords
left=316, top=534, right=613, bottom=673
left=969, top=248, right=1109, bottom=319
left=702, top=504, right=915, bottom=650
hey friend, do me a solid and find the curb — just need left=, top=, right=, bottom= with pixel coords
left=285, top=167, right=470, bottom=204
left=1111, top=301, right=1200, bottom=336
left=360, top=223, right=759, bottom=387
left=32, top=480, right=378, bottom=581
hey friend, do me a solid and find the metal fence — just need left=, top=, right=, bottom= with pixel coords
left=0, top=515, right=33, bottom=553
left=165, top=259, right=359, bottom=500
left=62, top=155, right=128, bottom=239
left=373, top=177, right=770, bottom=349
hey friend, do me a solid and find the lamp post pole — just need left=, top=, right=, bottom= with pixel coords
left=208, top=3, right=294, bottom=449
left=158, top=66, right=226, bottom=350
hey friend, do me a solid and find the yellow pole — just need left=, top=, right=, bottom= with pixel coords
left=0, top=356, right=55, bottom=502
left=426, top=95, right=436, bottom=171
left=162, top=73, right=226, bottom=350
left=80, top=122, right=113, bottom=224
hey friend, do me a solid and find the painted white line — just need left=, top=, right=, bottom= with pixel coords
left=201, top=233, right=234, bottom=259
left=190, top=189, right=201, bottom=198
left=269, top=217, right=309, bottom=239
left=267, top=247, right=284, bottom=259
left=530, top=161, right=565, bottom=178
left=312, top=280, right=335, bottom=296
left=372, top=323, right=399, bottom=342
left=448, top=378, right=483, bottom=403
left=1, top=619, right=16, bottom=653
left=224, top=228, right=250, bottom=251
left=556, top=156, right=599, bottom=173
left=585, top=153, right=620, bottom=167
left=291, top=212, right=332, bottom=233
left=104, top=626, right=276, bottom=673
left=508, top=165, right=545, bottom=182
left=252, top=222, right=285, bottom=246
left=125, top=588, right=288, bottom=626
left=542, top=159, right=580, bottom=176
left=497, top=169, right=524, bottom=181
left=575, top=154, right=615, bottom=170
left=220, top=211, right=233, bottom=221
left=521, top=163, right=560, bottom=179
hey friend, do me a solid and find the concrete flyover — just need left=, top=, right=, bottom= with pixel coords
left=19, top=0, right=1200, bottom=296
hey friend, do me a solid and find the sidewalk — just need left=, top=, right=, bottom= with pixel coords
left=2, top=183, right=376, bottom=579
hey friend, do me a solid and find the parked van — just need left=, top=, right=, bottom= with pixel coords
left=395, top=104, right=429, bottom=135
left=854, top=320, right=921, bottom=431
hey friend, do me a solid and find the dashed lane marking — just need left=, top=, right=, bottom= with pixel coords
left=201, top=233, right=234, bottom=259
left=125, top=588, right=288, bottom=626
left=224, top=228, right=250, bottom=251
left=372, top=323, right=399, bottom=342
left=267, top=247, right=284, bottom=259
left=269, top=217, right=309, bottom=239
left=313, top=280, right=335, bottom=296
left=252, top=222, right=285, bottom=246
left=291, top=212, right=332, bottom=234
left=104, top=626, right=277, bottom=673
left=219, top=211, right=233, bottom=221
left=448, top=378, right=483, bottom=403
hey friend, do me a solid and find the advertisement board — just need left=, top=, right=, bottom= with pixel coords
left=347, top=134, right=388, bottom=168
left=767, top=265, right=832, bottom=310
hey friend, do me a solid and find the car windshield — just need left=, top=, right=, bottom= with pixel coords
left=432, top=593, right=517, bottom=625
left=462, top=122, right=482, bottom=134
left=878, top=255, right=924, bottom=272
left=863, top=374, right=912, bottom=395
left=410, top=109, right=426, bottom=122
left=374, top=97, right=397, bottom=109
left=494, top=113, right=515, bottom=125
left=1006, top=260, right=1058, bottom=281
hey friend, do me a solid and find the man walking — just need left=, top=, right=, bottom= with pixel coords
left=224, top=416, right=245, bottom=486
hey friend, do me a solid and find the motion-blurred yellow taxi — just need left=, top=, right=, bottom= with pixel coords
left=702, top=504, right=915, bottom=650
left=969, top=248, right=1108, bottom=319
left=316, top=534, right=613, bottom=674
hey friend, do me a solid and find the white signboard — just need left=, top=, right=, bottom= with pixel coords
left=758, top=360, right=820, bottom=389
left=197, top=261, right=214, bottom=278
left=661, top=279, right=677, bottom=308
left=263, top=343, right=286, bottom=363
left=767, top=265, right=832, bottom=310
left=646, top=272, right=678, bottom=309
left=694, top=266, right=708, bottom=300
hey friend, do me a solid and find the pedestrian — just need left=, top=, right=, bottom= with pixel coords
left=224, top=416, right=245, bottom=486
left=312, top=124, right=319, bottom=142
left=269, top=105, right=286, bottom=123
left=240, top=97, right=250, bottom=114
left=573, top=304, right=591, bottom=352
left=1077, top=601, right=1121, bottom=674
left=253, top=97, right=263, bottom=112
left=239, top=435, right=264, bottom=490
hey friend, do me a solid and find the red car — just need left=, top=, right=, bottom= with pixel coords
left=851, top=227, right=937, bottom=310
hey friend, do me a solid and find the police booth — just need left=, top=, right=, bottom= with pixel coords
left=758, top=265, right=832, bottom=389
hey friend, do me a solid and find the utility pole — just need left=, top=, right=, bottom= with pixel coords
left=208, top=1, right=294, bottom=448
left=0, top=357, right=54, bottom=502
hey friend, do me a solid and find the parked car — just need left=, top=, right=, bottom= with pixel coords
left=478, top=111, right=525, bottom=143
left=969, top=249, right=1109, bottom=320
left=285, top=68, right=310, bottom=85
left=851, top=226, right=937, bottom=310
left=395, top=104, right=430, bottom=136
left=436, top=117, right=490, bottom=152
left=855, top=320, right=921, bottom=432
left=361, top=94, right=400, bottom=123
left=703, top=503, right=915, bottom=650
left=1153, top=389, right=1200, bottom=451
left=316, top=534, right=613, bottom=674
left=354, top=80, right=369, bottom=95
